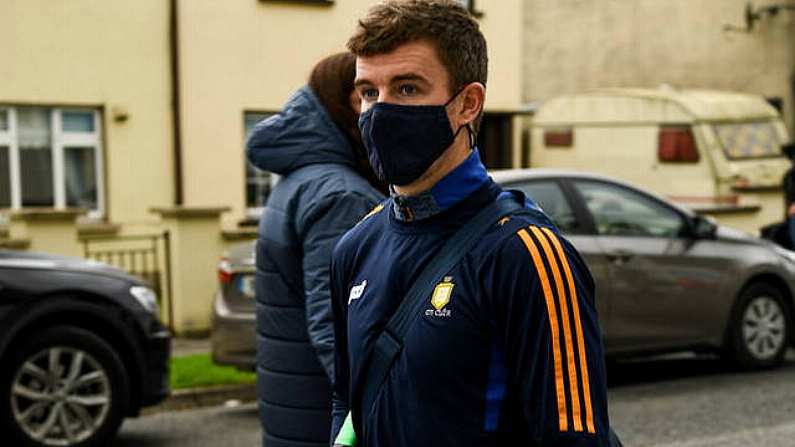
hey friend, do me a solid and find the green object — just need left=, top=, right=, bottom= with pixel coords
left=170, top=353, right=256, bottom=390
left=334, top=412, right=357, bottom=446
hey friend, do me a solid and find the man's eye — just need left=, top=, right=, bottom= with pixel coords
left=361, top=89, right=378, bottom=100
left=399, top=84, right=417, bottom=96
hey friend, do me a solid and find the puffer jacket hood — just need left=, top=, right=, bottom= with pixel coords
left=246, top=86, right=357, bottom=175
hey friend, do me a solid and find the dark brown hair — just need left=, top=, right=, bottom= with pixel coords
left=308, top=52, right=359, bottom=148
left=308, top=52, right=388, bottom=194
left=347, top=0, right=488, bottom=96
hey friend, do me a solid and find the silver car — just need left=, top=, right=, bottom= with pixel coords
left=212, top=245, right=256, bottom=371
left=213, top=169, right=795, bottom=369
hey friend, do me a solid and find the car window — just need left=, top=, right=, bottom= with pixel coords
left=573, top=181, right=684, bottom=238
left=509, top=181, right=580, bottom=234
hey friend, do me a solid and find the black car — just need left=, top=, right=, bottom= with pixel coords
left=0, top=250, right=170, bottom=447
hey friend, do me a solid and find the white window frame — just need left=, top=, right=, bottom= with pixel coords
left=0, top=106, right=105, bottom=218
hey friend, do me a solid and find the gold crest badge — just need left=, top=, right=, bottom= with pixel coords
left=431, top=276, right=455, bottom=310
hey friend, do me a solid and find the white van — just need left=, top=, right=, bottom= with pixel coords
left=530, top=88, right=793, bottom=233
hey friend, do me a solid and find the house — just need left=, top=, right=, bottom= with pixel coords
left=1, top=0, right=791, bottom=333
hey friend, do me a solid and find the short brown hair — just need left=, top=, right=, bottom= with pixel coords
left=347, top=0, right=488, bottom=96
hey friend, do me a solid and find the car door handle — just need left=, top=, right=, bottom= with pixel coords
left=605, top=250, right=634, bottom=265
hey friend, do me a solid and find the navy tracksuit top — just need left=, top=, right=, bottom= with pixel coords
left=330, top=151, right=611, bottom=446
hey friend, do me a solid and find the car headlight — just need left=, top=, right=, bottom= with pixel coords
left=130, top=286, right=160, bottom=316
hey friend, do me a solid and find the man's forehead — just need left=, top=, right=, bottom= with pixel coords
left=355, top=41, right=444, bottom=83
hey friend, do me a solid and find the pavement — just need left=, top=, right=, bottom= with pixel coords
left=118, top=402, right=260, bottom=447
left=119, top=355, right=795, bottom=447
left=608, top=350, right=795, bottom=447
left=119, top=350, right=795, bottom=447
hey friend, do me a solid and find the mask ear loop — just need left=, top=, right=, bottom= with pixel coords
left=445, top=84, right=479, bottom=150
left=466, top=123, right=477, bottom=149
left=443, top=85, right=470, bottom=107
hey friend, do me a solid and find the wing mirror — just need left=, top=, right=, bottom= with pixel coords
left=691, top=215, right=718, bottom=239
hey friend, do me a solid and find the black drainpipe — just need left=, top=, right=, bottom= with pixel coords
left=169, top=0, right=184, bottom=205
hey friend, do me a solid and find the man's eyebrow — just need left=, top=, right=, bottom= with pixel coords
left=391, top=73, right=429, bottom=84
left=353, top=73, right=430, bottom=88
left=354, top=78, right=373, bottom=88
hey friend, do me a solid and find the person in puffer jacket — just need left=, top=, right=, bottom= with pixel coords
left=246, top=52, right=385, bottom=447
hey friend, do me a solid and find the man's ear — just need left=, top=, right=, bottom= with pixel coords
left=457, top=82, right=485, bottom=127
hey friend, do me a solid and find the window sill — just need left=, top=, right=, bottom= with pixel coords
left=238, top=216, right=260, bottom=228
left=0, top=237, right=31, bottom=250
left=7, top=208, right=87, bottom=222
left=150, top=206, right=231, bottom=219
left=222, top=228, right=258, bottom=242
left=77, top=222, right=121, bottom=238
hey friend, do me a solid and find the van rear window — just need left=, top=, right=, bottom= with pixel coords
left=714, top=121, right=781, bottom=160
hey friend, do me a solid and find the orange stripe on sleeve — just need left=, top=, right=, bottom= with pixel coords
left=517, top=228, right=568, bottom=432
left=541, top=227, right=596, bottom=434
left=531, top=226, right=583, bottom=432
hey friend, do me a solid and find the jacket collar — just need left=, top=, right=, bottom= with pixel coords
left=392, top=149, right=489, bottom=222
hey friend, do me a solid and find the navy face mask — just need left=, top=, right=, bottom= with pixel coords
left=358, top=90, right=471, bottom=186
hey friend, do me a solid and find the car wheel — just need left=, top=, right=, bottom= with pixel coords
left=0, top=326, right=129, bottom=447
left=728, top=283, right=792, bottom=369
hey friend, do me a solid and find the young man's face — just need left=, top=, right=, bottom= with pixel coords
left=354, top=40, right=453, bottom=113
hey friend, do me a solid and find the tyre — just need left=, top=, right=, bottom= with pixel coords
left=727, top=283, right=792, bottom=369
left=0, top=326, right=130, bottom=447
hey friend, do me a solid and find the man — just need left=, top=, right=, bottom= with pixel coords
left=330, top=1, right=611, bottom=446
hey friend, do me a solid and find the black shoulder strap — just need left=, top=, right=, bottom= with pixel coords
left=357, top=195, right=531, bottom=437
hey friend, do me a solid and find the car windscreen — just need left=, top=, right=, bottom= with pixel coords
left=713, top=121, right=782, bottom=160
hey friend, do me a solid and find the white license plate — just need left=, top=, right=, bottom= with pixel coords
left=238, top=275, right=256, bottom=298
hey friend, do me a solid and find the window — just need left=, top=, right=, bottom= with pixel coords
left=509, top=181, right=580, bottom=234
left=0, top=107, right=104, bottom=216
left=64, top=147, right=98, bottom=208
left=244, top=112, right=274, bottom=216
left=18, top=108, right=54, bottom=207
left=62, top=111, right=95, bottom=132
left=714, top=121, right=781, bottom=160
left=574, top=181, right=684, bottom=238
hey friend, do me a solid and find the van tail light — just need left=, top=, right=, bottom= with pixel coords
left=218, top=258, right=233, bottom=284
left=544, top=129, right=574, bottom=147
left=658, top=126, right=699, bottom=162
